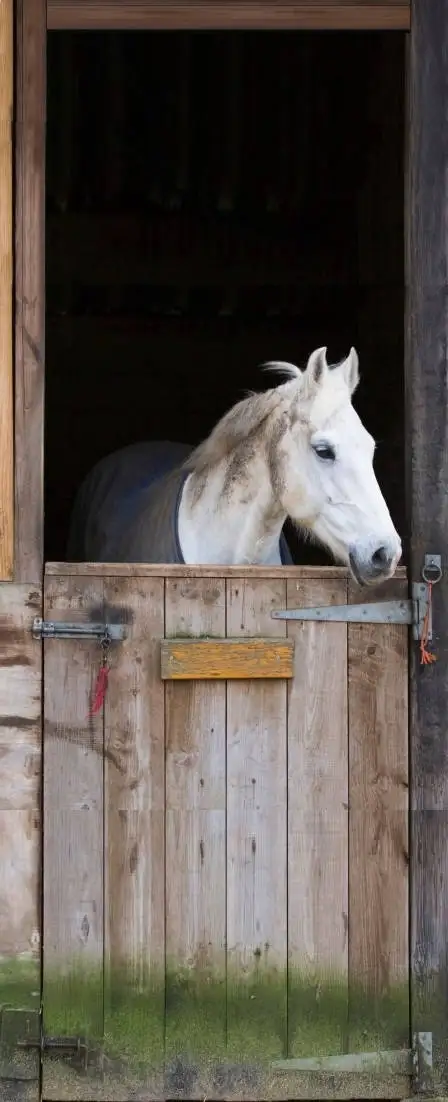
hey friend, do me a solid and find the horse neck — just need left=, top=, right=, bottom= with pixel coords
left=178, top=449, right=286, bottom=565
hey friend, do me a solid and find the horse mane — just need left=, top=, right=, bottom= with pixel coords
left=184, top=362, right=303, bottom=476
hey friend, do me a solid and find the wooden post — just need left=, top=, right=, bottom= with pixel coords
left=406, top=0, right=448, bottom=1091
left=15, top=0, right=46, bottom=582
left=0, top=0, right=13, bottom=579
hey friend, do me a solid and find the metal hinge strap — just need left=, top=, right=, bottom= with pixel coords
left=272, top=598, right=414, bottom=626
left=271, top=1031, right=432, bottom=1081
left=271, top=586, right=428, bottom=640
left=32, top=618, right=126, bottom=642
left=272, top=554, right=443, bottom=644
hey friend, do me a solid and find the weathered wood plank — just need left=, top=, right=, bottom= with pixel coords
left=0, top=585, right=42, bottom=813
left=0, top=584, right=41, bottom=1099
left=406, top=0, right=448, bottom=1093
left=103, top=576, right=165, bottom=1100
left=286, top=577, right=349, bottom=1061
left=42, top=576, right=105, bottom=1102
left=15, top=0, right=46, bottom=583
left=226, top=578, right=287, bottom=1099
left=348, top=577, right=409, bottom=1062
left=161, top=637, right=294, bottom=680
left=0, top=0, right=13, bottom=580
left=47, top=1, right=410, bottom=31
left=165, top=578, right=226, bottom=1098
left=46, top=562, right=408, bottom=581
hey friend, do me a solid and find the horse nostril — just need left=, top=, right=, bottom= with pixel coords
left=372, top=545, right=390, bottom=570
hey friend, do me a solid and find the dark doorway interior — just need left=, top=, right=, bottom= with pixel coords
left=45, top=30, right=405, bottom=563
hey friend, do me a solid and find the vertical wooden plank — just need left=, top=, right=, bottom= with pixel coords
left=103, top=576, right=165, bottom=1100
left=42, top=576, right=104, bottom=1102
left=0, top=584, right=41, bottom=1098
left=286, top=577, right=348, bottom=1062
left=15, top=0, right=46, bottom=582
left=406, top=0, right=448, bottom=1093
left=226, top=578, right=287, bottom=1099
left=348, top=577, right=409, bottom=1063
left=165, top=577, right=226, bottom=1100
left=0, top=0, right=13, bottom=579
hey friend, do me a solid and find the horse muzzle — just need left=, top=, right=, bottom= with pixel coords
left=349, top=538, right=402, bottom=587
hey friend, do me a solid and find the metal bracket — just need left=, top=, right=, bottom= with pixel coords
left=272, top=555, right=442, bottom=644
left=33, top=618, right=127, bottom=642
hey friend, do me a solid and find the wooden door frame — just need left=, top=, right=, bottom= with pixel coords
left=14, top=0, right=448, bottom=1090
left=0, top=0, right=13, bottom=580
left=405, top=2, right=448, bottom=1093
left=15, top=0, right=46, bottom=584
left=46, top=1, right=410, bottom=31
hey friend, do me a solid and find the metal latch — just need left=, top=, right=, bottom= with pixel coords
left=271, top=1031, right=432, bottom=1086
left=18, top=1032, right=97, bottom=1073
left=272, top=555, right=442, bottom=644
left=32, top=618, right=126, bottom=642
left=0, top=1007, right=103, bottom=1079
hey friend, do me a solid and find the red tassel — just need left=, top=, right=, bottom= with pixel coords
left=89, top=663, right=110, bottom=716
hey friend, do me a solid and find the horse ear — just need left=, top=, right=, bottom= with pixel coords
left=344, top=347, right=360, bottom=395
left=305, top=346, right=328, bottom=391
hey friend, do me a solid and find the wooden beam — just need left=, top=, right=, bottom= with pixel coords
left=44, top=562, right=408, bottom=580
left=47, top=0, right=410, bottom=31
left=406, top=0, right=448, bottom=1093
left=15, top=0, right=46, bottom=583
left=0, top=0, right=13, bottom=579
left=161, top=636, right=294, bottom=679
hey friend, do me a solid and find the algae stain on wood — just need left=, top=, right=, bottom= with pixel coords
left=41, top=964, right=410, bottom=1072
left=165, top=577, right=226, bottom=1095
left=226, top=577, right=288, bottom=1082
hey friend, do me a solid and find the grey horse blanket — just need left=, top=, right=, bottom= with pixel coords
left=67, top=440, right=293, bottom=565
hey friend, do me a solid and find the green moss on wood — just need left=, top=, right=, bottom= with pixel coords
left=39, top=963, right=410, bottom=1076
left=0, top=958, right=40, bottom=1010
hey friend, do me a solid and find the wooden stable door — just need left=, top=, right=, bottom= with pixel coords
left=41, top=564, right=409, bottom=1102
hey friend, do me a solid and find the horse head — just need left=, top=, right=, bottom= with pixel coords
left=264, top=346, right=402, bottom=585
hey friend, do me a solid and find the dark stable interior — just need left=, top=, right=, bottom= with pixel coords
left=45, top=30, right=405, bottom=565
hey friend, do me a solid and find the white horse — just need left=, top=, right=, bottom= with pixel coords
left=67, top=346, right=401, bottom=585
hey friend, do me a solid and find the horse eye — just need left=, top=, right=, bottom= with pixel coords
left=313, top=443, right=336, bottom=462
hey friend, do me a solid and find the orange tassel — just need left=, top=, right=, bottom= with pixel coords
left=420, top=581, right=437, bottom=665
